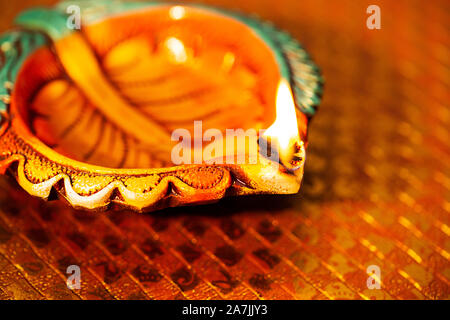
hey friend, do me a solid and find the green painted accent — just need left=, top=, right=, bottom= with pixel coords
left=0, top=31, right=48, bottom=123
left=15, top=8, right=72, bottom=40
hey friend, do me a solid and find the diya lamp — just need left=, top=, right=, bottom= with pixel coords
left=0, top=1, right=322, bottom=212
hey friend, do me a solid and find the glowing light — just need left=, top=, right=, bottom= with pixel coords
left=263, top=79, right=300, bottom=151
left=164, top=37, right=188, bottom=63
left=169, top=6, right=186, bottom=20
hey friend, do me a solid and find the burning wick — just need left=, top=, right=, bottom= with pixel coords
left=260, top=79, right=305, bottom=171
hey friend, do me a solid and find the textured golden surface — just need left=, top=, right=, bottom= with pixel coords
left=0, top=0, right=449, bottom=299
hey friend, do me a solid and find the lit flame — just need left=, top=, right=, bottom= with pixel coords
left=164, top=37, right=188, bottom=63
left=262, top=79, right=303, bottom=170
left=263, top=79, right=300, bottom=148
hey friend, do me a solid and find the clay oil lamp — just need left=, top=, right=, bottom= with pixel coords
left=0, top=1, right=322, bottom=212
